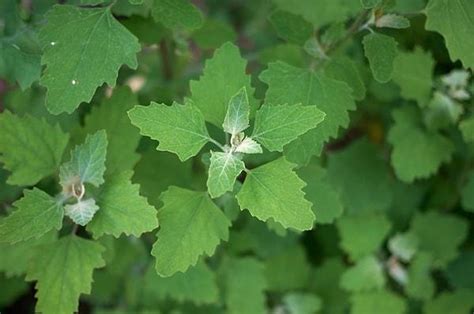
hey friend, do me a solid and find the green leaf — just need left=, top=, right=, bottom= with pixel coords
left=425, top=0, right=474, bottom=69
left=128, top=101, right=210, bottom=161
left=26, top=235, right=105, bottom=314
left=459, top=117, right=474, bottom=143
left=324, top=56, right=366, bottom=101
left=190, top=42, right=257, bottom=126
left=234, top=137, right=263, bottom=154
left=191, top=19, right=237, bottom=49
left=283, top=293, right=322, bottom=314
left=392, top=47, right=434, bottom=105
left=388, top=106, right=454, bottom=182
left=207, top=152, right=245, bottom=199
left=0, top=111, right=69, bottom=186
left=144, top=261, right=218, bottom=305
left=83, top=87, right=141, bottom=175
left=39, top=5, right=140, bottom=114
left=405, top=252, right=435, bottom=300
left=388, top=232, right=419, bottom=262
left=236, top=158, right=315, bottom=231
left=259, top=61, right=355, bottom=163
left=251, top=103, right=325, bottom=152
left=151, top=0, right=203, bottom=31
left=340, top=256, right=385, bottom=292
left=87, top=171, right=159, bottom=238
left=423, top=289, right=474, bottom=314
left=221, top=257, right=267, bottom=314
left=60, top=130, right=108, bottom=188
left=446, top=251, right=474, bottom=289
left=461, top=171, right=474, bottom=213
left=222, top=87, right=250, bottom=136
left=152, top=187, right=230, bottom=276
left=337, top=214, right=392, bottom=261
left=424, top=92, right=464, bottom=131
left=350, top=290, right=406, bottom=314
left=0, top=188, right=63, bottom=244
left=363, top=32, right=398, bottom=83
left=269, top=10, right=313, bottom=45
left=361, top=0, right=381, bottom=9
left=65, top=198, right=99, bottom=226
left=375, top=14, right=410, bottom=29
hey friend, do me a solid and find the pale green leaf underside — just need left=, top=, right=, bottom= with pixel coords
left=152, top=187, right=231, bottom=277
left=39, top=5, right=141, bottom=114
left=0, top=188, right=63, bottom=244
left=223, top=87, right=250, bottom=136
left=87, top=171, right=159, bottom=238
left=0, top=111, right=69, bottom=186
left=128, top=101, right=209, bottom=161
left=26, top=235, right=105, bottom=314
left=236, top=158, right=315, bottom=231
left=65, top=198, right=99, bottom=226
left=207, top=152, right=245, bottom=199
left=363, top=32, right=398, bottom=83
left=252, top=103, right=325, bottom=152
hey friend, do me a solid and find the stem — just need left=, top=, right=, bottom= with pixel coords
left=160, top=39, right=173, bottom=80
left=71, top=224, right=78, bottom=235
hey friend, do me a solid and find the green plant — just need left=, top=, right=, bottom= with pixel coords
left=0, top=0, right=473, bottom=313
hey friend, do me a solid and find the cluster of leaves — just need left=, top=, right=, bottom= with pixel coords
left=0, top=0, right=473, bottom=313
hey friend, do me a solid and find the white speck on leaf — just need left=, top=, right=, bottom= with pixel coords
left=72, top=80, right=77, bottom=85
left=50, top=42, right=56, bottom=46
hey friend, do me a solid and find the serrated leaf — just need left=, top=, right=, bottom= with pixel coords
left=423, top=289, right=474, bottom=314
left=234, top=137, right=263, bottom=154
left=60, top=130, right=108, bottom=188
left=192, top=19, right=237, bottom=49
left=0, top=188, right=63, bottom=244
left=350, top=290, right=406, bottom=314
left=65, top=198, right=99, bottom=226
left=87, top=171, right=158, bottom=238
left=363, top=32, right=398, bottom=83
left=128, top=101, right=210, bottom=161
left=26, top=235, right=105, bottom=314
left=152, top=187, right=230, bottom=277
left=223, top=87, right=250, bottom=136
left=392, top=47, right=434, bottom=105
left=39, top=5, right=140, bottom=114
left=0, top=111, right=69, bottom=186
left=405, top=252, right=435, bottom=300
left=459, top=117, right=474, bottom=143
left=251, top=103, right=325, bottom=152
left=236, top=158, right=315, bottom=231
left=340, top=256, right=385, bottom=292
left=207, top=152, right=245, bottom=199
left=424, top=92, right=463, bottom=131
left=190, top=42, right=257, bottom=126
left=425, top=0, right=474, bottom=69
left=324, top=56, right=366, bottom=101
left=269, top=10, right=313, bottom=45
left=259, top=61, right=355, bottom=163
left=388, top=106, right=454, bottom=182
left=151, top=0, right=203, bottom=31
left=388, top=232, right=419, bottom=262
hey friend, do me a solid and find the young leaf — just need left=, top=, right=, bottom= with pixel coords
left=60, top=130, right=108, bottom=188
left=86, top=171, right=159, bottom=238
left=152, top=187, right=231, bottom=277
left=252, top=103, right=325, bottom=152
left=425, top=0, right=474, bottom=69
left=207, top=152, right=245, bottom=199
left=376, top=14, right=410, bottom=29
left=340, top=256, right=385, bottom=292
left=39, top=5, right=140, bottom=114
left=0, top=188, right=63, bottom=244
left=234, top=137, right=263, bottom=154
left=236, top=158, right=315, bottom=231
left=223, top=87, right=250, bottom=136
left=65, top=198, right=99, bottom=226
left=190, top=42, right=257, bottom=126
left=128, top=101, right=210, bottom=161
left=151, top=0, right=203, bottom=31
left=0, top=111, right=69, bottom=186
left=26, top=235, right=105, bottom=314
left=363, top=32, right=398, bottom=83
left=259, top=61, right=355, bottom=164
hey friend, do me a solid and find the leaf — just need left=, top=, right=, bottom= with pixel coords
left=251, top=103, right=325, bottom=152
left=461, top=171, right=474, bottom=213
left=459, top=117, right=474, bottom=143
left=423, top=289, right=474, bottom=314
left=361, top=0, right=381, bottom=8
left=234, top=137, right=263, bottom=154
left=87, top=171, right=159, bottom=238
left=405, top=252, right=435, bottom=300
left=375, top=14, right=410, bottom=29
left=350, top=290, right=406, bottom=314
left=424, top=92, right=463, bottom=131
left=0, top=188, right=63, bottom=244
left=388, top=106, right=454, bottom=182
left=446, top=251, right=474, bottom=289
left=65, top=198, right=99, bottom=226
left=363, top=32, right=398, bottom=83
left=236, top=158, right=315, bottom=231
left=222, top=87, right=250, bottom=136
left=324, top=56, right=366, bottom=101
left=425, top=0, right=474, bottom=69
left=60, top=130, right=108, bottom=188
left=0, top=111, right=69, bottom=186
left=83, top=87, right=141, bottom=175
left=269, top=10, right=313, bottom=45
left=144, top=261, right=218, bottom=305
left=190, top=42, right=257, bottom=126
left=151, top=0, right=203, bottom=31
left=151, top=187, right=230, bottom=277
left=392, top=47, right=434, bottom=105
left=337, top=214, right=392, bottom=261
left=388, top=232, right=419, bottom=262
left=283, top=293, right=322, bottom=314
left=207, top=152, right=245, bottom=199
left=192, top=19, right=237, bottom=49
left=340, top=256, right=385, bottom=292
left=259, top=61, right=355, bottom=163
left=221, top=257, right=267, bottom=314
left=39, top=5, right=140, bottom=114
left=26, top=235, right=105, bottom=314
left=128, top=101, right=210, bottom=161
